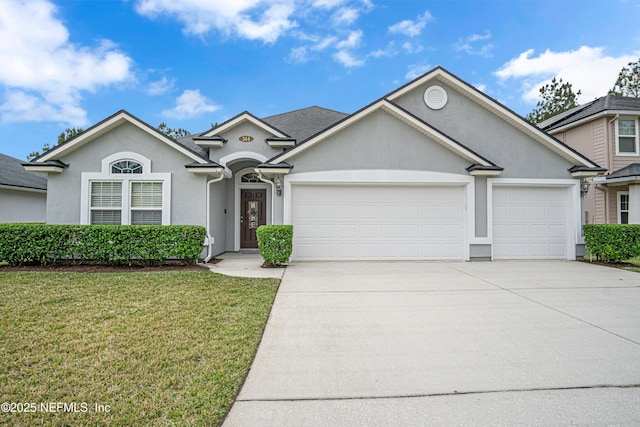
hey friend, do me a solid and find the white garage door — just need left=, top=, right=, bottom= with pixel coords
left=492, top=186, right=571, bottom=259
left=291, top=184, right=465, bottom=260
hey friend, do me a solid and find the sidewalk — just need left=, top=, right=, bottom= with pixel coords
left=200, top=252, right=287, bottom=279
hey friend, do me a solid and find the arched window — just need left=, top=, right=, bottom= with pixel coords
left=241, top=172, right=262, bottom=183
left=111, top=160, right=143, bottom=174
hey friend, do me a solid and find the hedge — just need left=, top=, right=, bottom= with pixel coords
left=583, top=224, right=640, bottom=263
left=0, top=224, right=206, bottom=266
left=256, top=225, right=293, bottom=266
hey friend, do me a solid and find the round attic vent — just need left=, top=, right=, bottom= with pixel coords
left=424, top=85, right=448, bottom=110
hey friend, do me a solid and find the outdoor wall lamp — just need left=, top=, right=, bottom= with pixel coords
left=581, top=179, right=590, bottom=198
left=275, top=177, right=282, bottom=196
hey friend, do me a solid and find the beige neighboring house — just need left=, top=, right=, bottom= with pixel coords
left=540, top=95, right=640, bottom=224
left=0, top=153, right=47, bottom=223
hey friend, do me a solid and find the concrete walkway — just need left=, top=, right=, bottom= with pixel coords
left=201, top=252, right=286, bottom=279
left=224, top=260, right=640, bottom=426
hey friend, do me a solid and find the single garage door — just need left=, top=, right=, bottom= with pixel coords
left=492, top=186, right=571, bottom=259
left=291, top=184, right=465, bottom=260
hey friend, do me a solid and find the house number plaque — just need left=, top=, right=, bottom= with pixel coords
left=248, top=201, right=258, bottom=229
left=239, top=135, right=254, bottom=142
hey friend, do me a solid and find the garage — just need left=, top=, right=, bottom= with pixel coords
left=291, top=184, right=466, bottom=260
left=492, top=185, right=572, bottom=259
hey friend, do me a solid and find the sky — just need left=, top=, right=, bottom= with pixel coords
left=1, top=0, right=640, bottom=160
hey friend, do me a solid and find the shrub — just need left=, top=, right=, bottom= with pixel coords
left=583, top=224, right=640, bottom=263
left=0, top=224, right=206, bottom=266
left=256, top=225, right=293, bottom=266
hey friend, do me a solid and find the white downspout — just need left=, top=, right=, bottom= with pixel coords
left=204, top=174, right=225, bottom=263
left=256, top=172, right=276, bottom=224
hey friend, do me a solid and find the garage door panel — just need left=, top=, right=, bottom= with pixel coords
left=292, top=184, right=465, bottom=260
left=493, top=186, right=571, bottom=260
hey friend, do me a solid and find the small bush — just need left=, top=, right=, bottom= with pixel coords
left=0, top=224, right=206, bottom=266
left=256, top=225, right=293, bottom=266
left=583, top=224, right=640, bottom=263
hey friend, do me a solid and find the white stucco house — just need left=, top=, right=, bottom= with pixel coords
left=24, top=67, right=605, bottom=261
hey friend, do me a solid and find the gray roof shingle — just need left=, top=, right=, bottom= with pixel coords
left=541, top=95, right=640, bottom=131
left=262, top=106, right=348, bottom=142
left=0, top=153, right=47, bottom=190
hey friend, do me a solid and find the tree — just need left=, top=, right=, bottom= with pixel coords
left=157, top=122, right=191, bottom=139
left=27, top=127, right=84, bottom=161
left=609, top=59, right=640, bottom=97
left=525, top=77, right=582, bottom=124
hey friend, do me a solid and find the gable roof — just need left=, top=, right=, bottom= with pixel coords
left=31, top=110, right=212, bottom=165
left=266, top=98, right=500, bottom=168
left=385, top=66, right=600, bottom=169
left=540, top=95, right=640, bottom=132
left=200, top=111, right=289, bottom=138
left=0, top=153, right=47, bottom=191
left=262, top=106, right=348, bottom=142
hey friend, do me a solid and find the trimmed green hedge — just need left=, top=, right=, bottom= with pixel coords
left=256, top=225, right=293, bottom=266
left=0, top=224, right=206, bottom=266
left=583, top=224, right=640, bottom=263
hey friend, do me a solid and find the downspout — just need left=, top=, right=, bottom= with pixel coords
left=256, top=173, right=276, bottom=225
left=204, top=174, right=225, bottom=263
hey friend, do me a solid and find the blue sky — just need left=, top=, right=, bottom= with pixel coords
left=1, top=0, right=640, bottom=160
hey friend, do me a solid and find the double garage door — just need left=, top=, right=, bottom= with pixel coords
left=291, top=183, right=573, bottom=261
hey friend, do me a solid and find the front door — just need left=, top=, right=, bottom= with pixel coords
left=240, top=189, right=267, bottom=248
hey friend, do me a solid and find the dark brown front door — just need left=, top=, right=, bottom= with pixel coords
left=240, top=189, right=266, bottom=248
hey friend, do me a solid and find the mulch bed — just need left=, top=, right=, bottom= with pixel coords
left=0, top=259, right=222, bottom=273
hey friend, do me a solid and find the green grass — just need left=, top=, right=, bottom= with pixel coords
left=0, top=271, right=279, bottom=426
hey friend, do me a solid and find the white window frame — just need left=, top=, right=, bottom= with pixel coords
left=618, top=191, right=630, bottom=224
left=615, top=117, right=639, bottom=156
left=81, top=152, right=171, bottom=225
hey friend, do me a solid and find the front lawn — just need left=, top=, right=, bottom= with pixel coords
left=0, top=271, right=279, bottom=426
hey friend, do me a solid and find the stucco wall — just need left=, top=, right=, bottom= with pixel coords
left=46, top=122, right=206, bottom=226
left=393, top=83, right=577, bottom=179
left=210, top=122, right=288, bottom=164
left=287, top=109, right=471, bottom=174
left=0, top=188, right=46, bottom=223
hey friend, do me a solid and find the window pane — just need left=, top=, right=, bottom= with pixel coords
left=91, top=182, right=122, bottom=207
left=621, top=212, right=629, bottom=224
left=112, top=160, right=142, bottom=174
left=621, top=194, right=630, bottom=210
left=131, top=210, right=162, bottom=225
left=619, top=120, right=636, bottom=136
left=91, top=210, right=122, bottom=225
left=619, top=136, right=637, bottom=153
left=131, top=182, right=162, bottom=207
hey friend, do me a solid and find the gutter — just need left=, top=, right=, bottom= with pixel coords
left=204, top=173, right=228, bottom=263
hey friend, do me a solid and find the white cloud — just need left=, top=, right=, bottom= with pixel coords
left=368, top=42, right=398, bottom=59
left=405, top=64, right=431, bottom=80
left=0, top=0, right=133, bottom=124
left=333, top=7, right=359, bottom=25
left=135, top=0, right=298, bottom=44
left=455, top=31, right=493, bottom=57
left=287, top=46, right=309, bottom=63
left=495, top=46, right=639, bottom=102
left=147, top=77, right=175, bottom=95
left=401, top=42, right=424, bottom=54
left=333, top=50, right=364, bottom=67
left=388, top=11, right=432, bottom=37
left=336, top=30, right=363, bottom=49
left=162, top=90, right=221, bottom=119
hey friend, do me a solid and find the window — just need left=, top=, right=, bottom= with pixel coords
left=82, top=153, right=170, bottom=225
left=616, top=118, right=639, bottom=155
left=618, top=191, right=629, bottom=224
left=111, top=160, right=143, bottom=174
left=241, top=172, right=262, bottom=183
left=90, top=181, right=122, bottom=224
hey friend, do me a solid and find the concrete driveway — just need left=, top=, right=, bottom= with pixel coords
left=224, top=261, right=640, bottom=426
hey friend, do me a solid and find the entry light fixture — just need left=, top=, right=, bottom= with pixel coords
left=274, top=177, right=282, bottom=196
left=581, top=179, right=590, bottom=197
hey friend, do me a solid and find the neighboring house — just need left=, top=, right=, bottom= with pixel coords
left=0, top=153, right=47, bottom=223
left=24, top=67, right=604, bottom=261
left=540, top=95, right=640, bottom=224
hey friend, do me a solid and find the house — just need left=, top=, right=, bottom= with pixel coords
left=540, top=95, right=640, bottom=224
left=0, top=153, right=47, bottom=223
left=23, top=67, right=604, bottom=261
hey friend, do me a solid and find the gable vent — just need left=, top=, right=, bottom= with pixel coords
left=424, top=85, right=448, bottom=110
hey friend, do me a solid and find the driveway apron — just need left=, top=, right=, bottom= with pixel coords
left=224, top=261, right=640, bottom=426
